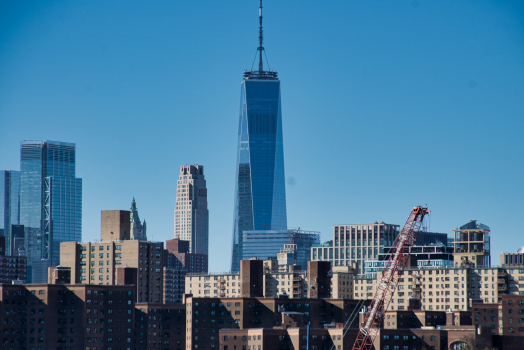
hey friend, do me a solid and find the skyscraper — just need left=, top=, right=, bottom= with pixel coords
left=130, top=197, right=147, bottom=241
left=0, top=170, right=21, bottom=253
left=174, top=165, right=208, bottom=256
left=19, top=140, right=82, bottom=280
left=231, top=1, right=287, bottom=272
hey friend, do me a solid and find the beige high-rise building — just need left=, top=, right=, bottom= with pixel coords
left=60, top=210, right=164, bottom=303
left=353, top=266, right=510, bottom=312
left=330, top=265, right=356, bottom=299
left=186, top=259, right=310, bottom=299
left=174, top=165, right=209, bottom=255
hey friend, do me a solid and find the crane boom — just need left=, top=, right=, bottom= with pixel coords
left=351, top=206, right=430, bottom=350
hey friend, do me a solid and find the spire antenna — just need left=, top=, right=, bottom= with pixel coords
left=258, top=0, right=264, bottom=72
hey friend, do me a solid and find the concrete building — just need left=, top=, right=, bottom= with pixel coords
left=500, top=249, right=524, bottom=296
left=174, top=165, right=209, bottom=255
left=311, top=223, right=399, bottom=275
left=501, top=247, right=524, bottom=268
left=60, top=210, right=164, bottom=303
left=311, top=222, right=449, bottom=276
left=453, top=220, right=491, bottom=268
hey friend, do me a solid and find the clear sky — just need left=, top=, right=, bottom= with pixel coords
left=1, top=1, right=523, bottom=272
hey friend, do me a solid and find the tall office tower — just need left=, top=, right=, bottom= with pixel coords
left=130, top=197, right=147, bottom=241
left=174, top=165, right=208, bottom=255
left=0, top=170, right=20, bottom=252
left=19, top=140, right=82, bottom=280
left=231, top=1, right=287, bottom=272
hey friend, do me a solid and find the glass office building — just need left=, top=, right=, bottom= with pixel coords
left=230, top=3, right=288, bottom=272
left=242, top=229, right=319, bottom=271
left=0, top=170, right=21, bottom=252
left=231, top=72, right=288, bottom=272
left=20, top=141, right=82, bottom=280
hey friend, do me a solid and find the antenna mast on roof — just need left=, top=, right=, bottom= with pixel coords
left=258, top=0, right=264, bottom=72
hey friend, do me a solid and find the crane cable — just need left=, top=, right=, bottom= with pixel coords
left=329, top=299, right=365, bottom=350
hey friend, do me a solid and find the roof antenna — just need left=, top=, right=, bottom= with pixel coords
left=258, top=0, right=264, bottom=72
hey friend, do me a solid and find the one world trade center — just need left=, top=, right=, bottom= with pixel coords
left=231, top=1, right=287, bottom=272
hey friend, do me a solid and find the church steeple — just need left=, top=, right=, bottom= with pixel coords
left=130, top=197, right=147, bottom=241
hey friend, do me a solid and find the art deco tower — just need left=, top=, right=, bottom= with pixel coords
left=231, top=1, right=287, bottom=272
left=174, top=165, right=208, bottom=255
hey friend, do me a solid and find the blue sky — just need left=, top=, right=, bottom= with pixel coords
left=1, top=1, right=523, bottom=272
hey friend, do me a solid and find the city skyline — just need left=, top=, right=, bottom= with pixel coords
left=1, top=1, right=523, bottom=273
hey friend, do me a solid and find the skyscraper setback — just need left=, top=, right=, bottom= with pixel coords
left=19, top=140, right=82, bottom=280
left=231, top=2, right=287, bottom=272
left=174, top=165, right=209, bottom=256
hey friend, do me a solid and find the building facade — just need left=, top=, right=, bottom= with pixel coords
left=0, top=283, right=136, bottom=350
left=59, top=210, right=164, bottom=303
left=364, top=243, right=454, bottom=277
left=165, top=238, right=208, bottom=273
left=353, top=266, right=511, bottom=312
left=453, top=220, right=491, bottom=268
left=0, top=170, right=20, bottom=253
left=130, top=197, right=147, bottom=241
left=311, top=223, right=400, bottom=275
left=242, top=229, right=320, bottom=270
left=231, top=7, right=287, bottom=272
left=19, top=140, right=82, bottom=281
left=472, top=294, right=524, bottom=336
left=174, top=165, right=208, bottom=255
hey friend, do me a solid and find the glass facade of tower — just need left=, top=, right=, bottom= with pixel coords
left=0, top=170, right=21, bottom=252
left=20, top=141, right=82, bottom=278
left=241, top=229, right=319, bottom=271
left=231, top=77, right=287, bottom=272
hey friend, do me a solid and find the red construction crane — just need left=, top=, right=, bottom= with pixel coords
left=351, top=206, right=430, bottom=350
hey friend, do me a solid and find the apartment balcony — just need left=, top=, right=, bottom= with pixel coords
left=498, top=278, right=506, bottom=284
left=498, top=285, right=507, bottom=291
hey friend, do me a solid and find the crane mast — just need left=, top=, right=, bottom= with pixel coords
left=351, top=206, right=430, bottom=350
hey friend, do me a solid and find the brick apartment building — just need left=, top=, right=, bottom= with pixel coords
left=0, top=283, right=136, bottom=349
left=60, top=210, right=165, bottom=303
